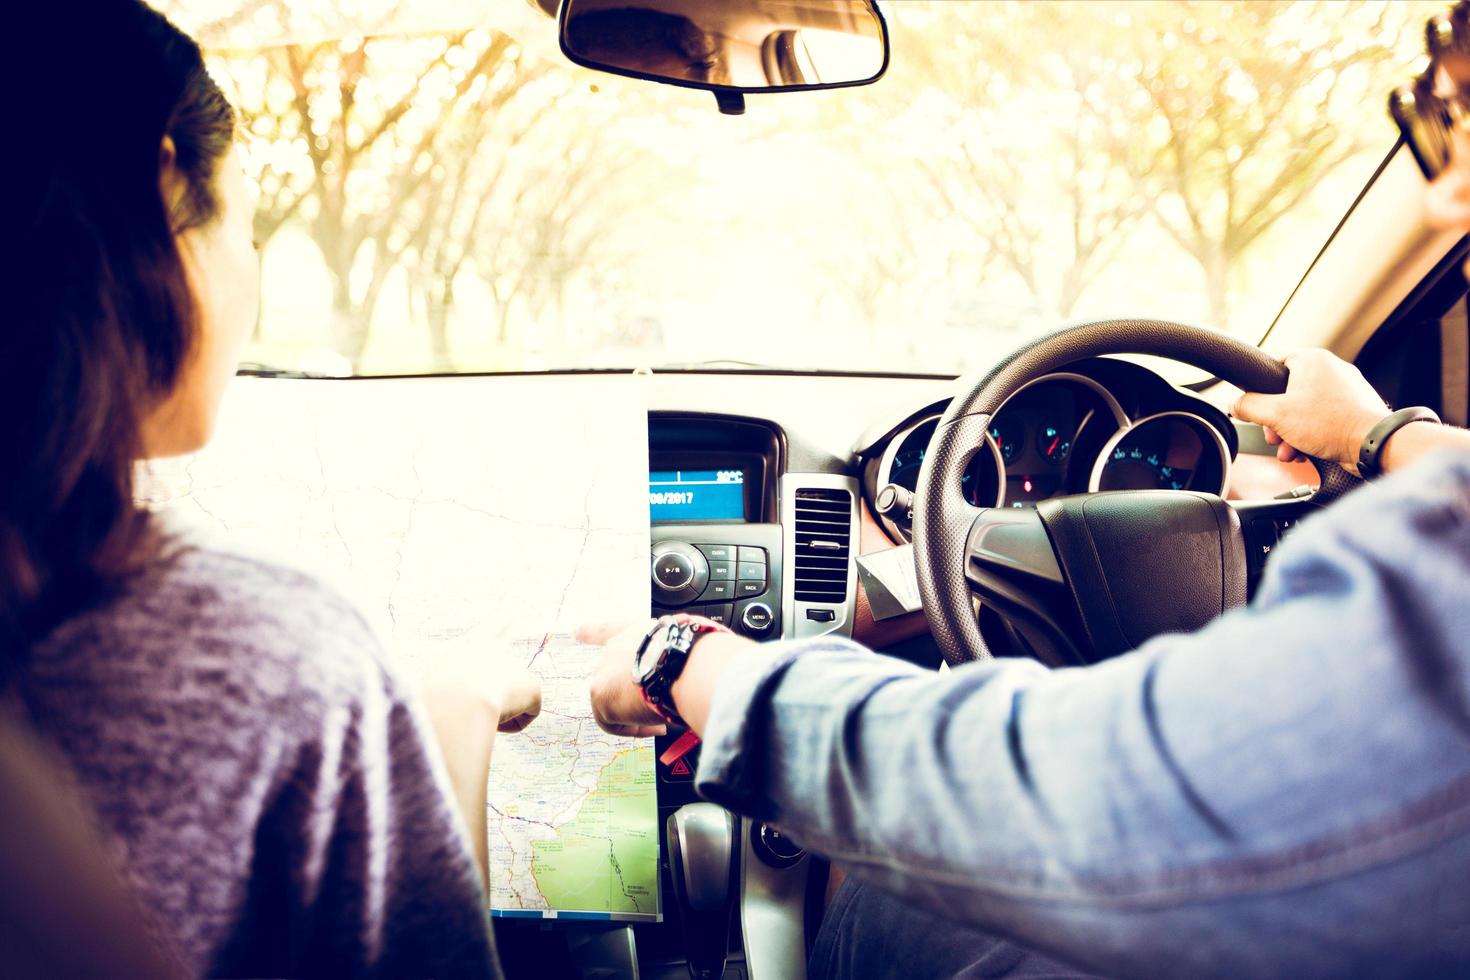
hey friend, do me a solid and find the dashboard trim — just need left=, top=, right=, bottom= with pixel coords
left=1087, top=409, right=1234, bottom=496
left=1030, top=370, right=1132, bottom=430
left=739, top=816, right=811, bottom=980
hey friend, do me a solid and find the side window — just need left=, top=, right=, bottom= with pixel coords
left=1357, top=248, right=1469, bottom=426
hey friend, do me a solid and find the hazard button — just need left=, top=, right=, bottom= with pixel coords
left=666, top=756, right=694, bottom=781
left=658, top=729, right=700, bottom=782
left=660, top=746, right=699, bottom=783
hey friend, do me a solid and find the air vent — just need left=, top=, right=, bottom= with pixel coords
left=792, top=488, right=852, bottom=603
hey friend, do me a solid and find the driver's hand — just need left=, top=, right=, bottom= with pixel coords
left=1232, top=349, right=1387, bottom=475
left=581, top=621, right=669, bottom=738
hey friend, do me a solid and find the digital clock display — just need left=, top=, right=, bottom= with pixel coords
left=649, top=469, right=745, bottom=522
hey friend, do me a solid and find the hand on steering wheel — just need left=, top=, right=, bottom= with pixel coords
left=1231, top=349, right=1389, bottom=475
left=913, top=319, right=1361, bottom=669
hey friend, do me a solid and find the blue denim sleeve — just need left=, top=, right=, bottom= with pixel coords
left=694, top=452, right=1470, bottom=978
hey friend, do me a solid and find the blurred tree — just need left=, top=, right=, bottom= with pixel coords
left=394, top=59, right=563, bottom=369
left=894, top=0, right=1432, bottom=329
left=261, top=29, right=527, bottom=367
left=188, top=0, right=669, bottom=371
left=898, top=5, right=1149, bottom=321
left=1106, top=0, right=1429, bottom=328
left=163, top=0, right=1442, bottom=373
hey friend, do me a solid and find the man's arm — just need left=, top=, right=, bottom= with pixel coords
left=1232, top=348, right=1470, bottom=476
left=588, top=454, right=1470, bottom=977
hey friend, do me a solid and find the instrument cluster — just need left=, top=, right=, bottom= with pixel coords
left=870, top=367, right=1234, bottom=543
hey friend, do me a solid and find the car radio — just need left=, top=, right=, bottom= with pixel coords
left=649, top=533, right=781, bottom=637
left=648, top=470, right=782, bottom=636
left=648, top=416, right=784, bottom=638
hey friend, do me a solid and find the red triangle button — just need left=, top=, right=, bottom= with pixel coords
left=670, top=757, right=692, bottom=777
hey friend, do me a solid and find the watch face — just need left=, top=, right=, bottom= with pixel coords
left=633, top=620, right=674, bottom=685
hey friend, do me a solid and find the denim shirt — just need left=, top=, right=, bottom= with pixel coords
left=694, top=452, right=1470, bottom=978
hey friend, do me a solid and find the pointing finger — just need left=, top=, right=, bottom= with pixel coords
left=576, top=623, right=621, bottom=646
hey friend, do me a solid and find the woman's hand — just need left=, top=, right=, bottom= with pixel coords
left=418, top=659, right=541, bottom=888
left=1232, top=349, right=1387, bottom=475
left=490, top=665, right=542, bottom=733
left=421, top=663, right=542, bottom=736
left=580, top=621, right=669, bottom=738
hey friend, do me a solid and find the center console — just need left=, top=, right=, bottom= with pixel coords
left=639, top=416, right=795, bottom=976
left=502, top=414, right=858, bottom=980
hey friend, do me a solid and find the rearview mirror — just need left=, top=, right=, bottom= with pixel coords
left=558, top=0, right=889, bottom=114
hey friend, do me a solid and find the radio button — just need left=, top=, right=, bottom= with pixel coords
left=708, top=560, right=735, bottom=579
left=703, top=580, right=736, bottom=602
left=737, top=546, right=767, bottom=565
left=701, top=604, right=734, bottom=626
left=736, top=561, right=765, bottom=582
left=738, top=601, right=775, bottom=635
left=652, top=542, right=709, bottom=605
left=736, top=580, right=765, bottom=599
left=650, top=585, right=698, bottom=608
left=653, top=552, right=696, bottom=591
left=696, top=544, right=735, bottom=563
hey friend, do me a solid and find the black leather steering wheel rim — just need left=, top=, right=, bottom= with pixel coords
left=912, top=319, right=1359, bottom=666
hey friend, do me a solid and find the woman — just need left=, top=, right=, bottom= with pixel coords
left=6, top=3, right=530, bottom=974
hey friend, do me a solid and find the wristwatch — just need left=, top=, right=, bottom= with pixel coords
left=1357, top=406, right=1439, bottom=480
left=631, top=615, right=730, bottom=729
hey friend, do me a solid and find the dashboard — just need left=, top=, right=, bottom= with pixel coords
left=637, top=361, right=1245, bottom=971
left=855, top=358, right=1238, bottom=543
left=494, top=360, right=1255, bottom=977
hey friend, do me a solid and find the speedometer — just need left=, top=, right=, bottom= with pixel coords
left=1103, top=445, right=1189, bottom=490
left=1092, top=412, right=1230, bottom=495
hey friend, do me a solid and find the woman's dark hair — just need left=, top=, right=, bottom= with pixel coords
left=3, top=2, right=235, bottom=672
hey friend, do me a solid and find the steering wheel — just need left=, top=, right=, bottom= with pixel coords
left=913, top=319, right=1360, bottom=668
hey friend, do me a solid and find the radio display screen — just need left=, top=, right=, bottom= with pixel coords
left=649, top=469, right=745, bottom=522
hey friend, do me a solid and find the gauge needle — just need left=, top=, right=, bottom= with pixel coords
left=1047, top=436, right=1060, bottom=456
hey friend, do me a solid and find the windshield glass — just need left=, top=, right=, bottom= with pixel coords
left=160, top=0, right=1436, bottom=377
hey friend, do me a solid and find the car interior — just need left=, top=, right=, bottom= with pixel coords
left=14, top=0, right=1470, bottom=977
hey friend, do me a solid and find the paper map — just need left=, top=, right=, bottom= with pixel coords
left=141, top=375, right=658, bottom=921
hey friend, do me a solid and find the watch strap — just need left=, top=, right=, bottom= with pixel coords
left=1357, top=406, right=1439, bottom=479
left=636, top=616, right=729, bottom=730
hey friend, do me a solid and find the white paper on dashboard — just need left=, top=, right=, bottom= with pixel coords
left=855, top=543, right=923, bottom=621
left=140, top=374, right=659, bottom=922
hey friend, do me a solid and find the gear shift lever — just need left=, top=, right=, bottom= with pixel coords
left=666, top=803, right=738, bottom=980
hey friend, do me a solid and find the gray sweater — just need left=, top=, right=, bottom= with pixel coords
left=20, top=541, right=501, bottom=978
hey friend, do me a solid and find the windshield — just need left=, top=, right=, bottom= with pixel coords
left=161, top=0, right=1436, bottom=377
